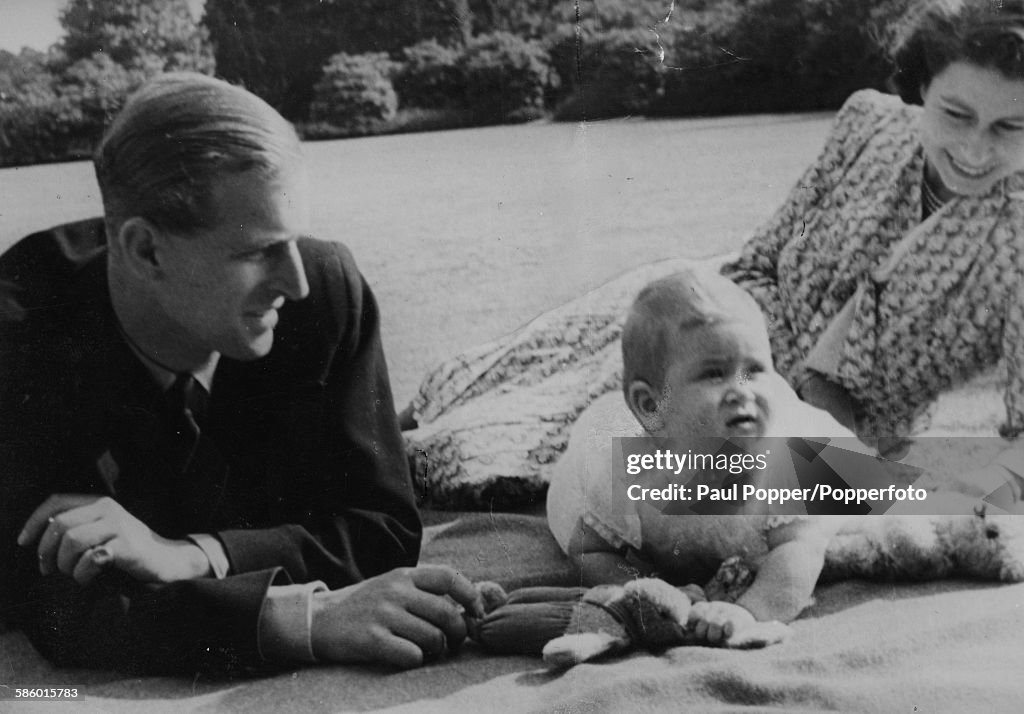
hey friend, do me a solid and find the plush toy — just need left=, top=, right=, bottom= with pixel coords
left=467, top=558, right=792, bottom=668
left=468, top=495, right=1024, bottom=668
left=823, top=498, right=1024, bottom=583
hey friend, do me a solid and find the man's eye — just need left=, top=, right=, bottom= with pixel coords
left=701, top=368, right=726, bottom=381
left=943, top=107, right=971, bottom=122
left=996, top=121, right=1024, bottom=134
left=243, top=244, right=284, bottom=261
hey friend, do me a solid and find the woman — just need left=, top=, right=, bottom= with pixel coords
left=723, top=0, right=1024, bottom=497
left=407, top=0, right=1024, bottom=507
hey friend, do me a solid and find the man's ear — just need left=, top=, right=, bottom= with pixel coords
left=626, top=379, right=663, bottom=433
left=113, top=217, right=164, bottom=279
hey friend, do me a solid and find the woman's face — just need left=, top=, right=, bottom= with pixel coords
left=919, top=61, right=1024, bottom=197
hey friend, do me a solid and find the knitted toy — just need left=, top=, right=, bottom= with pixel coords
left=468, top=558, right=792, bottom=668
left=468, top=496, right=1024, bottom=668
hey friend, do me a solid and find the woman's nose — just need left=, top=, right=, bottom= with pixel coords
left=959, top=130, right=994, bottom=165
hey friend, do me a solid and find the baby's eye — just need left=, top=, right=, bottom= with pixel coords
left=700, top=367, right=726, bottom=382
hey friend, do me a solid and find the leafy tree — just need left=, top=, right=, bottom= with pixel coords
left=0, top=49, right=52, bottom=100
left=395, top=40, right=465, bottom=109
left=57, top=0, right=214, bottom=73
left=552, top=27, right=668, bottom=120
left=466, top=0, right=562, bottom=38
left=204, top=0, right=470, bottom=120
left=661, top=0, right=905, bottom=116
left=1, top=0, right=214, bottom=166
left=461, top=32, right=554, bottom=123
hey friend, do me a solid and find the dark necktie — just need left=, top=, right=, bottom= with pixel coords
left=165, top=373, right=207, bottom=472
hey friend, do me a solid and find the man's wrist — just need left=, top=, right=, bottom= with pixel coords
left=260, top=582, right=329, bottom=663
left=169, top=540, right=213, bottom=581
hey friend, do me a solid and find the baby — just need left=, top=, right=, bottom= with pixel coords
left=546, top=268, right=856, bottom=646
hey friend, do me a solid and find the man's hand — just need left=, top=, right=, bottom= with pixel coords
left=311, top=565, right=484, bottom=669
left=688, top=600, right=756, bottom=646
left=17, top=494, right=211, bottom=585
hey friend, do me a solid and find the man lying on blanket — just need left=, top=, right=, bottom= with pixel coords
left=0, top=72, right=481, bottom=677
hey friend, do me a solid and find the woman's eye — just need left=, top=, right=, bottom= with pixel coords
left=701, top=368, right=726, bottom=381
left=943, top=107, right=970, bottom=122
left=996, top=121, right=1024, bottom=134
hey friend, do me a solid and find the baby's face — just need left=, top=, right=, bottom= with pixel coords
left=656, top=320, right=776, bottom=439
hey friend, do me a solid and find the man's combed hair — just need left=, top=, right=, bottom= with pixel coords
left=94, top=72, right=303, bottom=237
left=891, top=0, right=1024, bottom=104
left=621, top=268, right=763, bottom=395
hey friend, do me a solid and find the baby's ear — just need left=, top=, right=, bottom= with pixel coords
left=626, top=379, right=663, bottom=433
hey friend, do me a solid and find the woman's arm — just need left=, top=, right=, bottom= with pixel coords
left=721, top=91, right=883, bottom=379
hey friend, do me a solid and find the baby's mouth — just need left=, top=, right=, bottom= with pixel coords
left=725, top=413, right=762, bottom=434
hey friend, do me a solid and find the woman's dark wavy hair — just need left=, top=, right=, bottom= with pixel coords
left=891, top=0, right=1024, bottom=104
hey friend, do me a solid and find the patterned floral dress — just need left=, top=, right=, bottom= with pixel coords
left=408, top=89, right=1024, bottom=507
left=722, top=89, right=1024, bottom=439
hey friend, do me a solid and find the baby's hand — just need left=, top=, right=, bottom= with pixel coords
left=687, top=600, right=755, bottom=646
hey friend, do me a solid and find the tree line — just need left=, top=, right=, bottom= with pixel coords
left=1, top=0, right=913, bottom=168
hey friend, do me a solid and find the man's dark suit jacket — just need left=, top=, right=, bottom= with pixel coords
left=0, top=218, right=420, bottom=676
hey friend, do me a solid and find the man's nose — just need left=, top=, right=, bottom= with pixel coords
left=272, top=240, right=310, bottom=301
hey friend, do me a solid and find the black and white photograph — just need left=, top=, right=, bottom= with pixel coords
left=3, top=1, right=1024, bottom=711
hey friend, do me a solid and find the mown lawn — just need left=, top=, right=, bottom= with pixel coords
left=0, top=113, right=836, bottom=403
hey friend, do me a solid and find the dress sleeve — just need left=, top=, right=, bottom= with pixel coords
left=721, top=90, right=881, bottom=378
left=1001, top=271, right=1024, bottom=438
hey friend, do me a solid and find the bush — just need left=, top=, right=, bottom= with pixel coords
left=0, top=77, right=84, bottom=166
left=0, top=52, right=156, bottom=167
left=394, top=40, right=465, bottom=109
left=60, top=52, right=153, bottom=128
left=658, top=0, right=903, bottom=117
left=460, top=31, right=554, bottom=123
left=310, top=52, right=400, bottom=133
left=551, top=26, right=669, bottom=120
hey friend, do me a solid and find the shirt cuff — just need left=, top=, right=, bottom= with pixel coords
left=186, top=533, right=230, bottom=579
left=258, top=582, right=329, bottom=663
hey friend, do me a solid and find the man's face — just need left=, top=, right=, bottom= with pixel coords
left=656, top=320, right=776, bottom=439
left=153, top=168, right=311, bottom=362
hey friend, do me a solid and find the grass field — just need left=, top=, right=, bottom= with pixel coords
left=0, top=113, right=836, bottom=404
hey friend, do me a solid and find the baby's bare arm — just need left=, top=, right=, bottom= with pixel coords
left=567, top=519, right=654, bottom=586
left=735, top=519, right=834, bottom=623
